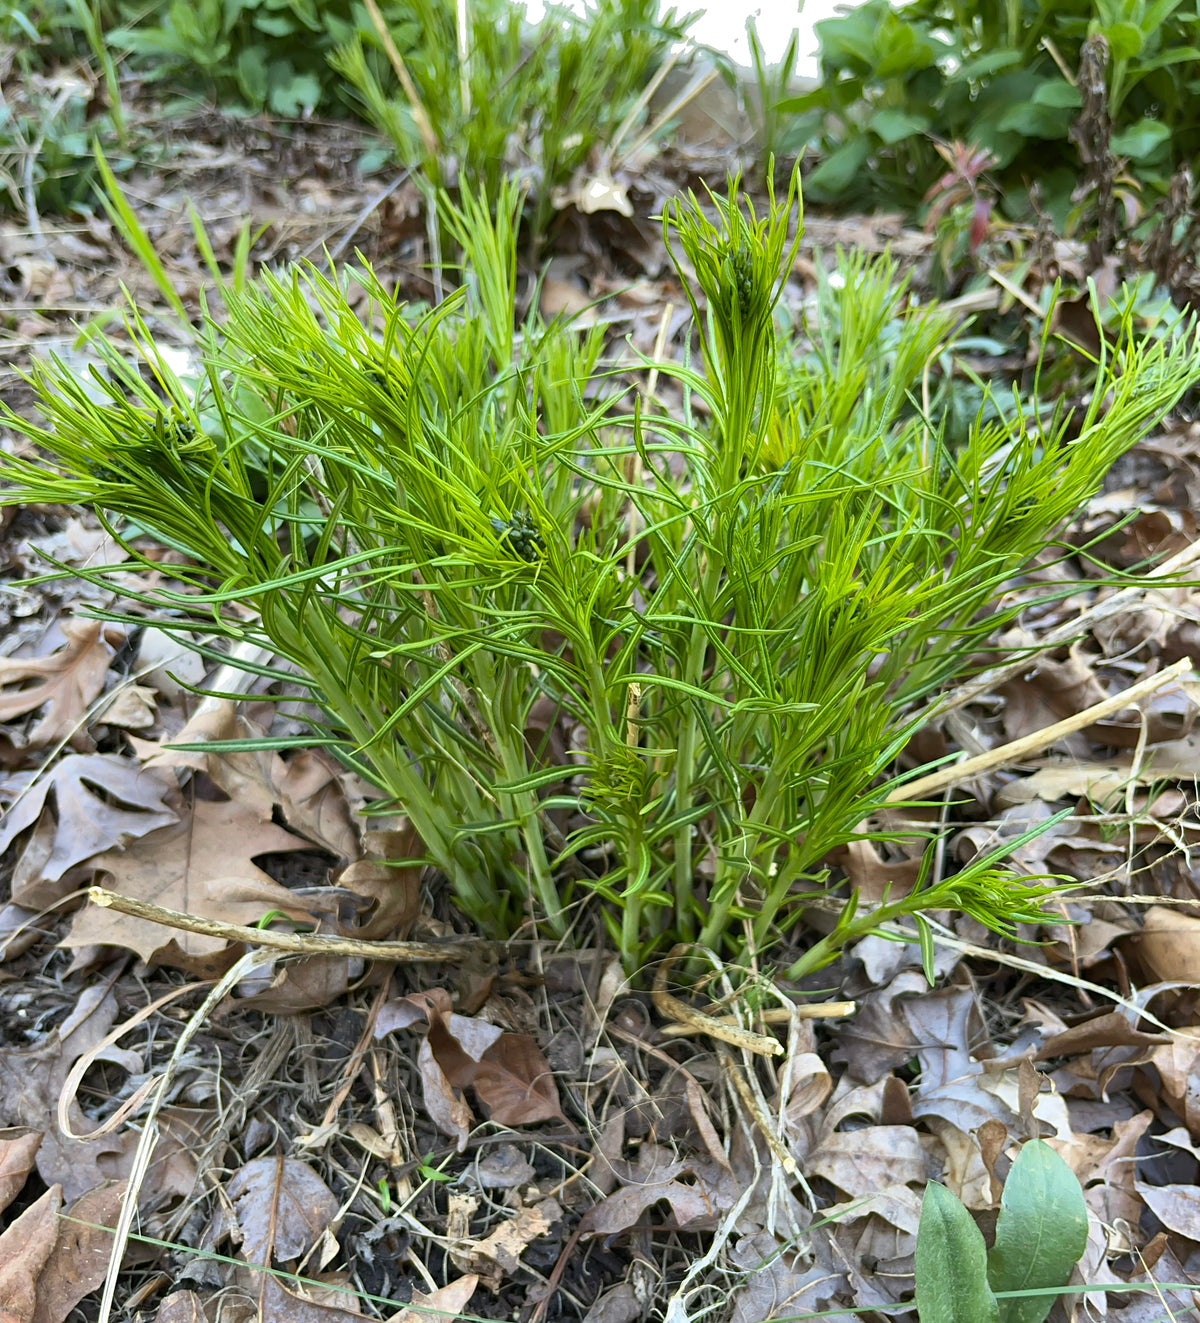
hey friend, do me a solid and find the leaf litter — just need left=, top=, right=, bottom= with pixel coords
left=4, top=83, right=1200, bottom=1323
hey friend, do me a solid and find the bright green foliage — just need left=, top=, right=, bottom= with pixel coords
left=988, top=1140, right=1089, bottom=1323
left=6, top=0, right=689, bottom=225
left=917, top=1141, right=1088, bottom=1323
left=332, top=0, right=693, bottom=235
left=781, top=0, right=1200, bottom=217
left=916, top=1182, right=999, bottom=1323
left=3, top=174, right=1199, bottom=972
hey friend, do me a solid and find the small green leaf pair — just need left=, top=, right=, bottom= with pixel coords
left=915, top=1140, right=1087, bottom=1323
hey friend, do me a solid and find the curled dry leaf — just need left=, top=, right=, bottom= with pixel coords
left=384, top=1274, right=478, bottom=1323
left=235, top=952, right=354, bottom=1014
left=0, top=1128, right=41, bottom=1215
left=335, top=826, right=423, bottom=940
left=99, top=683, right=158, bottom=730
left=65, top=797, right=322, bottom=972
left=579, top=1157, right=732, bottom=1237
left=0, top=984, right=138, bottom=1201
left=466, top=1198, right=562, bottom=1290
left=28, top=1180, right=126, bottom=1323
left=0, top=1185, right=60, bottom=1323
left=376, top=991, right=563, bottom=1151
left=998, top=731, right=1200, bottom=811
left=152, top=1293, right=205, bottom=1323
left=1134, top=1180, right=1200, bottom=1240
left=227, top=1156, right=340, bottom=1266
left=0, top=755, right=177, bottom=907
left=136, top=700, right=360, bottom=859
left=0, top=618, right=121, bottom=752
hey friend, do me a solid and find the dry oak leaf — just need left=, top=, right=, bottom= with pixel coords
left=0, top=1128, right=41, bottom=1216
left=135, top=702, right=359, bottom=860
left=0, top=618, right=121, bottom=751
left=29, top=1180, right=126, bottom=1323
left=227, top=1156, right=339, bottom=1266
left=0, top=1185, right=60, bottom=1323
left=0, top=755, right=178, bottom=904
left=806, top=1126, right=928, bottom=1199
left=579, top=1158, right=732, bottom=1237
left=64, top=797, right=322, bottom=970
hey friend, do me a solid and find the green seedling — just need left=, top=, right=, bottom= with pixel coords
left=916, top=1139, right=1088, bottom=1323
left=3, top=168, right=1199, bottom=975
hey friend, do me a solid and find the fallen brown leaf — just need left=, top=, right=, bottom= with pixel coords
left=1035, top=1011, right=1170, bottom=1059
left=467, top=1198, right=561, bottom=1289
left=29, top=1180, right=126, bottom=1323
left=227, top=1155, right=339, bottom=1265
left=253, top=1277, right=365, bottom=1323
left=0, top=1128, right=41, bottom=1215
left=137, top=701, right=359, bottom=858
left=831, top=971, right=926, bottom=1084
left=384, top=1273, right=478, bottom=1323
left=0, top=1186, right=60, bottom=1323
left=1135, top=906, right=1200, bottom=983
left=997, top=646, right=1107, bottom=746
left=375, top=992, right=563, bottom=1149
left=335, top=826, right=423, bottom=940
left=729, top=1230, right=847, bottom=1323
left=99, top=683, right=158, bottom=730
left=580, top=1158, right=729, bottom=1237
left=0, top=985, right=137, bottom=1200
left=0, top=755, right=177, bottom=907
left=0, top=619, right=121, bottom=751
left=152, top=1293, right=205, bottom=1323
left=65, top=797, right=322, bottom=971
left=806, top=1127, right=927, bottom=1198
left=235, top=953, right=354, bottom=1014
left=1135, top=1180, right=1200, bottom=1240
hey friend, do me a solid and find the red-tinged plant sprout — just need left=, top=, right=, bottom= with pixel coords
left=922, top=140, right=998, bottom=267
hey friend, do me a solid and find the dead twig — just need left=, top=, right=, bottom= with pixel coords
left=929, top=539, right=1200, bottom=722
left=651, top=945, right=784, bottom=1056
left=658, top=1000, right=856, bottom=1037
left=362, top=0, right=438, bottom=161
left=891, top=656, right=1196, bottom=803
left=86, top=886, right=482, bottom=962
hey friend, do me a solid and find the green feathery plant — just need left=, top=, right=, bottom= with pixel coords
left=3, top=171, right=1199, bottom=977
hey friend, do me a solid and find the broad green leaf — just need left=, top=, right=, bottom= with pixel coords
left=997, top=101, right=1073, bottom=138
left=1104, top=20, right=1143, bottom=58
left=805, top=138, right=872, bottom=198
left=269, top=72, right=323, bottom=116
left=916, top=1182, right=999, bottom=1323
left=988, top=1140, right=1088, bottom=1323
left=1133, top=45, right=1200, bottom=73
left=1031, top=80, right=1082, bottom=109
left=1111, top=118, right=1171, bottom=156
left=870, top=107, right=930, bottom=144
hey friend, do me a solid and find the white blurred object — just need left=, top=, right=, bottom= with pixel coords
left=522, top=0, right=843, bottom=76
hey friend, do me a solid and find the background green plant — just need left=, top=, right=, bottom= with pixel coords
left=3, top=173, right=1199, bottom=975
left=779, top=0, right=1200, bottom=221
left=916, top=1140, right=1088, bottom=1323
left=2, top=0, right=690, bottom=230
left=332, top=0, right=693, bottom=239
